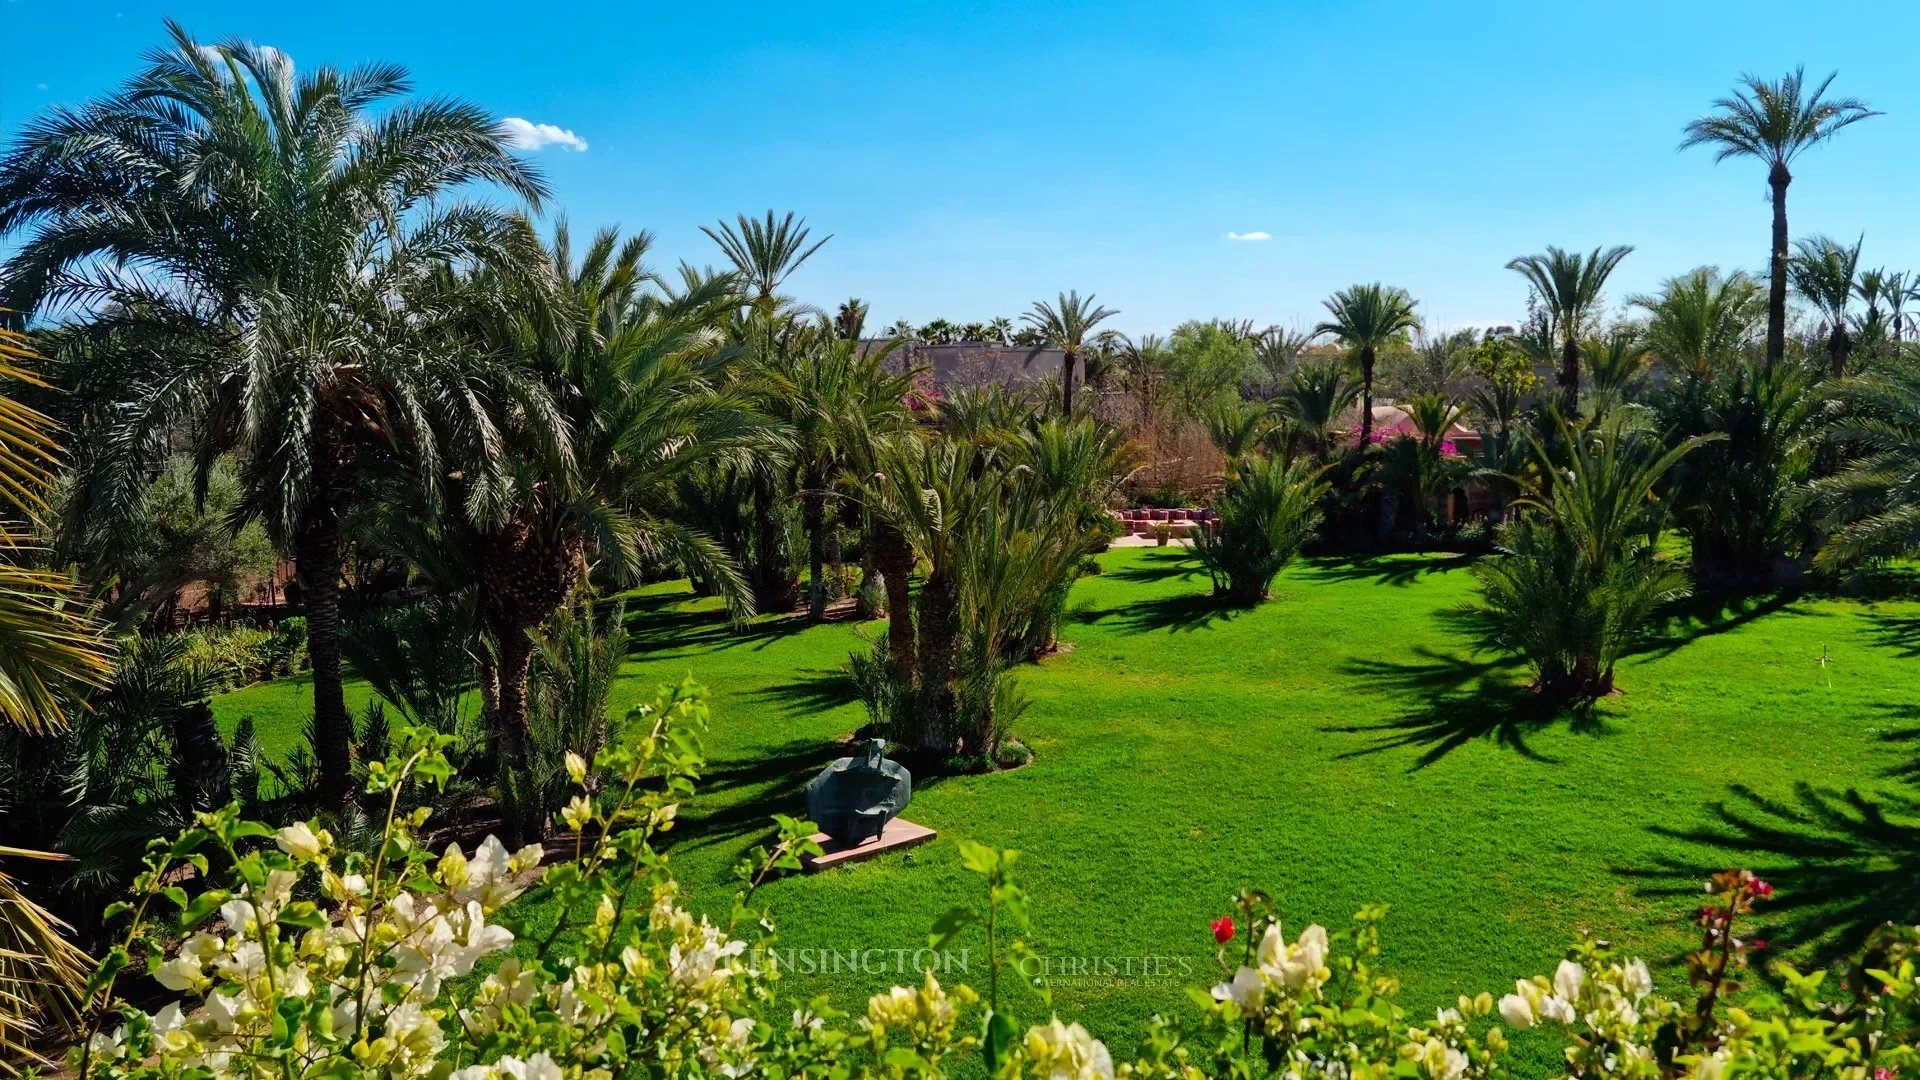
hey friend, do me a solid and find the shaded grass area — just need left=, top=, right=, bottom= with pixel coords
left=214, top=549, right=1920, bottom=1070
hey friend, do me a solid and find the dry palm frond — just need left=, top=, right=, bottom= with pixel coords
left=0, top=847, right=94, bottom=1073
left=0, top=323, right=112, bottom=733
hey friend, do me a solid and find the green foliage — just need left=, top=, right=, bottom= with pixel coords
left=1193, top=455, right=1328, bottom=603
left=1631, top=266, right=1765, bottom=379
left=78, top=681, right=1920, bottom=1080
left=1804, top=365, right=1920, bottom=566
left=173, top=624, right=306, bottom=693
left=1473, top=415, right=1708, bottom=698
left=1654, top=360, right=1818, bottom=588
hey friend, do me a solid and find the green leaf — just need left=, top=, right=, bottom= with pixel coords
left=982, top=1008, right=1018, bottom=1074
left=929, top=906, right=978, bottom=948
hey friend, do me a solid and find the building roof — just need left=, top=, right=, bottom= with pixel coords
left=862, top=340, right=1076, bottom=391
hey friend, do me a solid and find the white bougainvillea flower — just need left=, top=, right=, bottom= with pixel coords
left=274, top=820, right=328, bottom=860
left=1211, top=965, right=1265, bottom=1012
left=1554, top=960, right=1585, bottom=1003
left=1023, top=1016, right=1114, bottom=1080
left=1498, top=992, right=1535, bottom=1029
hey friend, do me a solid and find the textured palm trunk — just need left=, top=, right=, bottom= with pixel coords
left=803, top=474, right=828, bottom=622
left=476, top=646, right=501, bottom=768
left=913, top=572, right=959, bottom=755
left=1767, top=166, right=1791, bottom=369
left=1061, top=349, right=1076, bottom=415
left=171, top=699, right=230, bottom=812
left=494, top=626, right=537, bottom=844
left=1828, top=322, right=1851, bottom=379
left=1559, top=338, right=1581, bottom=417
left=1358, top=346, right=1376, bottom=445
left=478, top=514, right=584, bottom=846
left=872, top=520, right=916, bottom=679
left=294, top=463, right=353, bottom=810
left=750, top=473, right=797, bottom=614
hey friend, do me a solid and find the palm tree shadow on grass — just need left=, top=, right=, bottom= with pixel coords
left=1102, top=547, right=1208, bottom=585
left=1621, top=780, right=1920, bottom=965
left=1295, top=553, right=1474, bottom=588
left=1866, top=613, right=1920, bottom=660
left=1626, top=590, right=1796, bottom=662
left=619, top=592, right=832, bottom=661
left=1322, top=647, right=1605, bottom=770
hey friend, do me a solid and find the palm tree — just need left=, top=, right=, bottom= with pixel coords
left=1630, top=267, right=1765, bottom=380
left=1021, top=290, right=1118, bottom=414
left=1253, top=326, right=1313, bottom=398
left=1789, top=235, right=1863, bottom=376
left=753, top=327, right=916, bottom=622
left=0, top=26, right=543, bottom=807
left=1273, top=362, right=1358, bottom=463
left=835, top=298, right=869, bottom=340
left=988, top=316, right=1015, bottom=344
left=1582, top=327, right=1651, bottom=416
left=1682, top=68, right=1880, bottom=367
left=1804, top=368, right=1920, bottom=566
left=701, top=210, right=830, bottom=305
left=1505, top=245, right=1633, bottom=415
left=468, top=226, right=761, bottom=838
left=1312, top=283, right=1420, bottom=445
left=0, top=327, right=110, bottom=1065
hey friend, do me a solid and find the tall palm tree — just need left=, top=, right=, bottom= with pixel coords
left=1682, top=68, right=1879, bottom=367
left=1312, top=283, right=1420, bottom=445
left=1582, top=326, right=1651, bottom=416
left=1021, top=290, right=1118, bottom=414
left=1630, top=266, right=1765, bottom=380
left=701, top=210, right=830, bottom=305
left=1505, top=245, right=1633, bottom=415
left=0, top=25, right=544, bottom=807
left=1789, top=235, right=1863, bottom=376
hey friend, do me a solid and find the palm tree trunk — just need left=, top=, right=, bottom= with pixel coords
left=872, top=520, right=916, bottom=679
left=803, top=480, right=827, bottom=622
left=171, top=699, right=230, bottom=812
left=293, top=489, right=352, bottom=810
left=1061, top=349, right=1076, bottom=415
left=914, top=571, right=959, bottom=755
left=477, top=645, right=501, bottom=767
left=1559, top=337, right=1581, bottom=416
left=1358, top=346, right=1376, bottom=445
left=1830, top=323, right=1852, bottom=380
left=1767, top=165, right=1791, bottom=368
left=494, top=626, right=538, bottom=844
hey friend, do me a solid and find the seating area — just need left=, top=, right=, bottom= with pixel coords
left=1113, top=506, right=1218, bottom=538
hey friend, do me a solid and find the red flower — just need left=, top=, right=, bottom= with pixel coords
left=1874, top=1070, right=1892, bottom=1080
left=1750, top=939, right=1767, bottom=951
left=1211, top=916, right=1236, bottom=945
left=1751, top=879, right=1774, bottom=899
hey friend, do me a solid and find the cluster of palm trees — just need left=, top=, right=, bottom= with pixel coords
left=0, top=24, right=1138, bottom=865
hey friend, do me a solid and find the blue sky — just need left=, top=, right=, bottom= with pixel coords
left=5, top=0, right=1919, bottom=335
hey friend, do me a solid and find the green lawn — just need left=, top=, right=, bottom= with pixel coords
left=213, top=548, right=1920, bottom=1071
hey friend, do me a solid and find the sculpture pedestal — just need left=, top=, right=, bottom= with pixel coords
left=800, top=818, right=936, bottom=873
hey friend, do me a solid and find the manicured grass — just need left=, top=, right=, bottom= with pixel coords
left=213, top=549, right=1920, bottom=1071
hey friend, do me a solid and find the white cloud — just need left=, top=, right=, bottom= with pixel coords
left=1224, top=230, right=1271, bottom=242
left=498, top=117, right=589, bottom=152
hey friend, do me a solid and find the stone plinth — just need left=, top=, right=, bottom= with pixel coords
left=800, top=818, right=937, bottom=872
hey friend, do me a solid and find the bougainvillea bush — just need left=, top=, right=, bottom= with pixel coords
left=70, top=680, right=1920, bottom=1079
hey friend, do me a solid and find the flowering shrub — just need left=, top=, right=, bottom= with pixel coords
left=67, top=679, right=1920, bottom=1080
